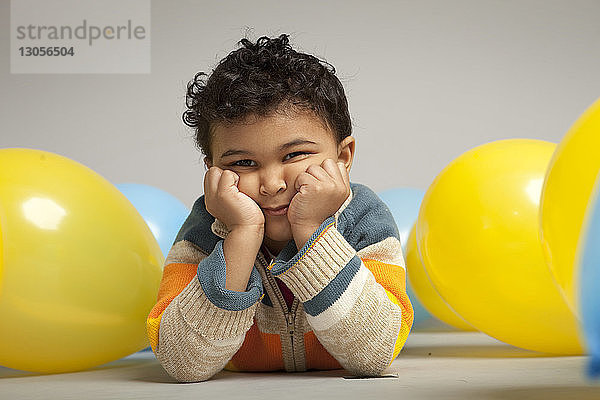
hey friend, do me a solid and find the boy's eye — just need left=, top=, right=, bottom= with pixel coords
left=230, top=159, right=256, bottom=167
left=283, top=151, right=310, bottom=161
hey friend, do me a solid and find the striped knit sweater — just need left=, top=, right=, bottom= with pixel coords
left=146, top=182, right=413, bottom=382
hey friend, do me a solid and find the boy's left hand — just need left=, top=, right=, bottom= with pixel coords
left=288, top=158, right=350, bottom=249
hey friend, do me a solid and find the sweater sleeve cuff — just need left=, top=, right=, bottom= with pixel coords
left=269, top=216, right=356, bottom=302
left=197, top=240, right=264, bottom=311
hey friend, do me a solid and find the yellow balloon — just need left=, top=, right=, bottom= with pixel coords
left=417, top=139, right=583, bottom=354
left=0, top=220, right=3, bottom=298
left=405, top=223, right=475, bottom=331
left=0, top=148, right=163, bottom=373
left=540, top=97, right=600, bottom=313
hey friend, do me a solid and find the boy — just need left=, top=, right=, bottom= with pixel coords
left=146, top=34, right=413, bottom=383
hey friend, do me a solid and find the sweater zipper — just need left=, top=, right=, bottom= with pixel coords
left=258, top=251, right=299, bottom=371
left=286, top=298, right=299, bottom=363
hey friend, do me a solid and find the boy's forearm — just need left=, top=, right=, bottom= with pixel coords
left=291, top=224, right=321, bottom=251
left=223, top=226, right=264, bottom=291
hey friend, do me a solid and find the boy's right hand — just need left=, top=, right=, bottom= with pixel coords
left=204, top=166, right=265, bottom=234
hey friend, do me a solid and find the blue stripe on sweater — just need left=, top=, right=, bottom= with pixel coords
left=302, top=255, right=362, bottom=317
left=196, top=240, right=264, bottom=311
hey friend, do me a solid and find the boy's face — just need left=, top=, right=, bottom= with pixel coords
left=206, top=110, right=355, bottom=254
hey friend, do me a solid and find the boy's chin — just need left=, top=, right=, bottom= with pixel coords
left=264, top=220, right=293, bottom=244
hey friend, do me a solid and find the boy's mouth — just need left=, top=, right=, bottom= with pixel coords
left=262, top=204, right=289, bottom=216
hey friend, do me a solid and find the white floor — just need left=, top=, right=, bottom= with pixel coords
left=2, top=321, right=599, bottom=400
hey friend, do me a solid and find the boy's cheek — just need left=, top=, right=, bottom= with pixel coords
left=286, top=163, right=307, bottom=180
left=236, top=175, right=260, bottom=198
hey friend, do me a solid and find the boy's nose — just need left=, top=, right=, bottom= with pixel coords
left=260, top=175, right=286, bottom=196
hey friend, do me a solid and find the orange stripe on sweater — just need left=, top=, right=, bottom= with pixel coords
left=229, top=325, right=343, bottom=372
left=361, top=258, right=414, bottom=365
left=146, top=262, right=198, bottom=352
left=228, top=323, right=285, bottom=371
left=304, top=331, right=342, bottom=370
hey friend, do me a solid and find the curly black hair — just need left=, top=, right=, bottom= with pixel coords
left=182, top=33, right=352, bottom=160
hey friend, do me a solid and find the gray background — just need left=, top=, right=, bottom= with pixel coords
left=2, top=0, right=600, bottom=209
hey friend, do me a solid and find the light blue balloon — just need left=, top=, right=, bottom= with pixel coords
left=115, top=183, right=190, bottom=260
left=580, top=176, right=600, bottom=379
left=378, top=187, right=431, bottom=324
left=379, top=188, right=425, bottom=252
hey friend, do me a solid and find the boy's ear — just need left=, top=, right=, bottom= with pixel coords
left=337, top=136, right=355, bottom=172
left=203, top=157, right=212, bottom=170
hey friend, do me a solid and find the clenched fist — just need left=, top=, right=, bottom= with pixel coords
left=288, top=158, right=350, bottom=249
left=204, top=167, right=265, bottom=233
